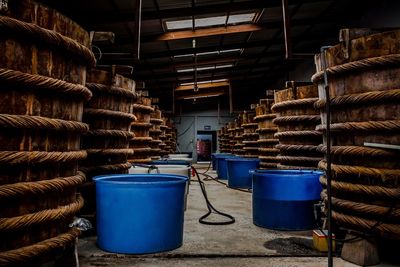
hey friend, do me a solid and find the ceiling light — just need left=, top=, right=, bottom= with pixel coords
left=183, top=94, right=223, bottom=100
left=180, top=79, right=228, bottom=86
left=176, top=64, right=233, bottom=73
left=173, top=48, right=241, bottom=59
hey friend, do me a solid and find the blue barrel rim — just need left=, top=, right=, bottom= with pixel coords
left=212, top=153, right=232, bottom=156
left=253, top=169, right=323, bottom=176
left=226, top=157, right=260, bottom=162
left=93, top=173, right=188, bottom=185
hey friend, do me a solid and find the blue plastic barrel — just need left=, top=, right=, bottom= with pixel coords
left=212, top=153, right=232, bottom=170
left=252, top=170, right=323, bottom=230
left=226, top=158, right=260, bottom=188
left=216, top=154, right=237, bottom=180
left=94, top=174, right=188, bottom=254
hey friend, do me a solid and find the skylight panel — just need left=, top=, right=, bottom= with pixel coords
left=227, top=13, right=256, bottom=24
left=165, top=19, right=192, bottom=30
left=177, top=64, right=233, bottom=73
left=195, top=15, right=226, bottom=28
left=165, top=12, right=257, bottom=31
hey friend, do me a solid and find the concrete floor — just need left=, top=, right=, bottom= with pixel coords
left=77, top=165, right=392, bottom=267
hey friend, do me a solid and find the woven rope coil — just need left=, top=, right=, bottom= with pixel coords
left=150, top=118, right=163, bottom=124
left=314, top=88, right=400, bottom=109
left=276, top=144, right=321, bottom=153
left=0, top=228, right=80, bottom=266
left=273, top=115, right=320, bottom=125
left=0, top=150, right=87, bottom=165
left=128, top=158, right=152, bottom=164
left=0, top=114, right=88, bottom=132
left=259, top=162, right=278, bottom=168
left=86, top=148, right=133, bottom=156
left=86, top=83, right=138, bottom=99
left=242, top=123, right=258, bottom=128
left=0, top=172, right=86, bottom=199
left=312, top=54, right=400, bottom=83
left=133, top=147, right=152, bottom=153
left=243, top=147, right=260, bottom=151
left=319, top=160, right=400, bottom=183
left=317, top=145, right=399, bottom=158
left=259, top=156, right=280, bottom=161
left=257, top=138, right=279, bottom=144
left=259, top=147, right=280, bottom=153
left=0, top=195, right=83, bottom=231
left=242, top=133, right=259, bottom=137
left=131, top=137, right=153, bottom=142
left=131, top=122, right=153, bottom=129
left=0, top=68, right=92, bottom=100
left=330, top=210, right=400, bottom=238
left=256, top=127, right=278, bottom=133
left=132, top=104, right=154, bottom=112
left=321, top=190, right=400, bottom=220
left=319, top=176, right=400, bottom=199
left=316, top=120, right=400, bottom=133
left=271, top=98, right=318, bottom=112
left=84, top=108, right=137, bottom=121
left=274, top=130, right=322, bottom=138
left=242, top=140, right=259, bottom=145
left=277, top=155, right=321, bottom=164
left=84, top=129, right=135, bottom=139
left=80, top=162, right=131, bottom=173
left=0, top=16, right=95, bottom=66
left=253, top=114, right=276, bottom=121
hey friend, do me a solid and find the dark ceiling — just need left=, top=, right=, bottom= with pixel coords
left=41, top=0, right=377, bottom=111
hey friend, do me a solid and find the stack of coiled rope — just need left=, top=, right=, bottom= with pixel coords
left=272, top=83, right=323, bottom=169
left=313, top=30, right=400, bottom=239
left=79, top=69, right=137, bottom=219
left=241, top=109, right=260, bottom=158
left=232, top=116, right=245, bottom=156
left=0, top=0, right=95, bottom=265
left=149, top=106, right=164, bottom=160
left=254, top=99, right=279, bottom=169
left=129, top=95, right=154, bottom=163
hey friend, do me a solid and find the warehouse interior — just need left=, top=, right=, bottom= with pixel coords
left=1, top=0, right=400, bottom=266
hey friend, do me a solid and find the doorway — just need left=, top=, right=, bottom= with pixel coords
left=196, top=130, right=216, bottom=162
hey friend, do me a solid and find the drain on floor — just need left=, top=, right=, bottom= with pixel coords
left=264, top=237, right=322, bottom=255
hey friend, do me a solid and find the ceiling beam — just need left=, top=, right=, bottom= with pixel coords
left=156, top=24, right=263, bottom=41
left=175, top=81, right=230, bottom=91
left=68, top=0, right=323, bottom=25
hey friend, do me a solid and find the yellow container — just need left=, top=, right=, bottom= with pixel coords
left=313, top=230, right=336, bottom=252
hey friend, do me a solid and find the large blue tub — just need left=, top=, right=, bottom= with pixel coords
left=216, top=154, right=237, bottom=180
left=211, top=153, right=232, bottom=170
left=226, top=158, right=260, bottom=188
left=252, top=170, right=323, bottom=230
left=94, top=174, right=188, bottom=254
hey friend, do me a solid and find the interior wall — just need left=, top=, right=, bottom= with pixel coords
left=173, top=109, right=233, bottom=161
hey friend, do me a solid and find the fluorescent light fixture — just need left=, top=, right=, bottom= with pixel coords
left=176, top=64, right=233, bottom=73
left=173, top=48, right=241, bottom=58
left=166, top=13, right=256, bottom=31
left=183, top=94, right=223, bottom=100
left=180, top=79, right=228, bottom=86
